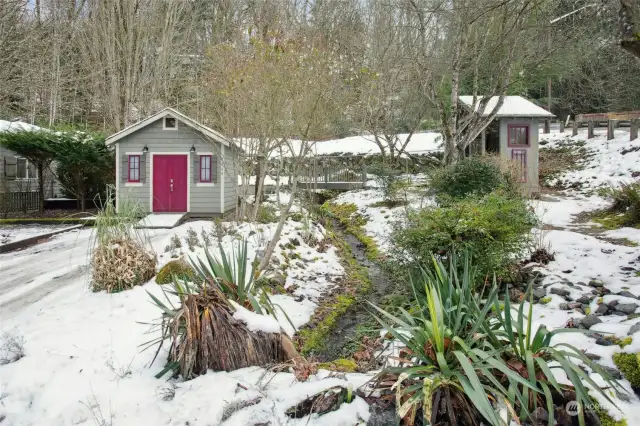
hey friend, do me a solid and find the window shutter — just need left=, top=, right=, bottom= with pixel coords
left=122, top=155, right=129, bottom=182
left=4, top=157, right=17, bottom=180
left=212, top=155, right=218, bottom=184
left=139, top=155, right=146, bottom=183
left=193, top=155, right=200, bottom=183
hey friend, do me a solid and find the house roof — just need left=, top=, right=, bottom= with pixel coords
left=105, top=107, right=233, bottom=147
left=458, top=96, right=554, bottom=118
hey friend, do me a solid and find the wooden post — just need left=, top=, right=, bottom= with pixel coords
left=361, top=163, right=367, bottom=185
left=572, top=118, right=578, bottom=136
left=559, top=120, right=565, bottom=133
left=480, top=129, right=486, bottom=155
left=607, top=120, right=615, bottom=140
left=631, top=119, right=639, bottom=141
left=587, top=121, right=594, bottom=139
left=544, top=119, right=550, bottom=134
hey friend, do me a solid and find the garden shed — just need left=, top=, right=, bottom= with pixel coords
left=106, top=108, right=240, bottom=216
left=459, top=95, right=554, bottom=193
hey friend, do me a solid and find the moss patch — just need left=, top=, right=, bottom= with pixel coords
left=317, top=358, right=358, bottom=372
left=156, top=259, right=197, bottom=284
left=296, top=221, right=375, bottom=355
left=539, top=296, right=552, bottom=305
left=613, top=352, right=640, bottom=387
left=320, top=202, right=379, bottom=261
left=595, top=407, right=628, bottom=426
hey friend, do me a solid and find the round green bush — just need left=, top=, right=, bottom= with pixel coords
left=156, top=259, right=197, bottom=284
left=391, top=190, right=538, bottom=278
left=429, top=156, right=518, bottom=201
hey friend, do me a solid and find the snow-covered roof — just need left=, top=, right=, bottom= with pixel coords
left=105, top=107, right=233, bottom=148
left=0, top=120, right=42, bottom=133
left=458, top=96, right=554, bottom=118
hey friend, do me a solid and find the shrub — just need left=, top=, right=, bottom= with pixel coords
left=156, top=259, right=197, bottom=284
left=429, top=156, right=519, bottom=202
left=147, top=241, right=298, bottom=379
left=392, top=191, right=537, bottom=277
left=368, top=162, right=408, bottom=207
left=91, top=188, right=156, bottom=292
left=0, top=332, right=25, bottom=364
left=598, top=182, right=640, bottom=227
left=256, top=204, right=278, bottom=224
left=370, top=254, right=623, bottom=426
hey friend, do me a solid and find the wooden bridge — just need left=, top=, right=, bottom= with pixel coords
left=297, top=156, right=367, bottom=190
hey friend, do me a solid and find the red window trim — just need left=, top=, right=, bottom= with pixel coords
left=200, top=155, right=212, bottom=183
left=128, top=155, right=140, bottom=182
left=511, top=149, right=528, bottom=183
left=507, top=124, right=530, bottom=147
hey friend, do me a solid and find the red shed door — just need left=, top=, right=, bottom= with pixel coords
left=152, top=155, right=188, bottom=212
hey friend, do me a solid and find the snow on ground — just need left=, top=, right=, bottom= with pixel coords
left=0, top=207, right=368, bottom=425
left=540, top=127, right=640, bottom=191
left=0, top=224, right=78, bottom=245
left=0, top=119, right=41, bottom=132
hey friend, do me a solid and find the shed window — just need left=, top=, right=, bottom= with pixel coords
left=164, top=117, right=177, bottom=129
left=200, top=155, right=212, bottom=182
left=16, top=157, right=36, bottom=179
left=128, top=155, right=140, bottom=182
left=508, top=124, right=529, bottom=147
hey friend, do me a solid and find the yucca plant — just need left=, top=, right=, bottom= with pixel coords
left=370, top=255, right=538, bottom=425
left=492, top=290, right=626, bottom=426
left=370, top=253, right=626, bottom=426
left=145, top=241, right=298, bottom=379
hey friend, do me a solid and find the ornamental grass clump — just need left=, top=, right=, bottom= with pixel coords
left=147, top=240, right=298, bottom=379
left=90, top=188, right=156, bottom=292
left=370, top=253, right=625, bottom=426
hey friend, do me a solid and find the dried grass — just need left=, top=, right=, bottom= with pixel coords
left=154, top=286, right=297, bottom=379
left=91, top=238, right=156, bottom=292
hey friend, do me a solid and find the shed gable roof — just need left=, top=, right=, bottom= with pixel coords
left=458, top=96, right=554, bottom=118
left=105, top=108, right=232, bottom=147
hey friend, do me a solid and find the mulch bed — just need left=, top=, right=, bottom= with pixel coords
left=2, top=209, right=97, bottom=219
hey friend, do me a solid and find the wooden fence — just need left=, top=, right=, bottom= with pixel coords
left=0, top=191, right=40, bottom=213
left=299, top=157, right=366, bottom=184
left=573, top=111, right=640, bottom=141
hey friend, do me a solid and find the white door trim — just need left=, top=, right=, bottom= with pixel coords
left=115, top=143, right=120, bottom=213
left=220, top=145, right=225, bottom=214
left=149, top=153, right=191, bottom=213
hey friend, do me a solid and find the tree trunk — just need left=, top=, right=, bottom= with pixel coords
left=37, top=163, right=44, bottom=213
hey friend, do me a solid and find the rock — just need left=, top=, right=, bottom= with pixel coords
left=532, top=288, right=547, bottom=299
left=554, top=408, right=573, bottom=426
left=621, top=266, right=636, bottom=272
left=612, top=311, right=628, bottom=316
left=595, top=304, right=609, bottom=315
left=569, top=302, right=583, bottom=309
left=584, top=410, right=602, bottom=426
left=633, top=171, right=640, bottom=178
left=589, top=279, right=604, bottom=288
left=550, top=288, right=571, bottom=297
left=294, top=294, right=305, bottom=302
left=629, top=322, right=640, bottom=336
left=599, top=365, right=622, bottom=380
left=577, top=295, right=594, bottom=304
left=595, top=337, right=614, bottom=346
left=615, top=303, right=639, bottom=315
left=562, top=269, right=573, bottom=274
left=577, top=281, right=587, bottom=286
left=585, top=352, right=602, bottom=361
left=582, top=315, right=602, bottom=329
left=601, top=248, right=614, bottom=254
left=559, top=303, right=570, bottom=310
left=608, top=300, right=619, bottom=308
left=530, top=407, right=549, bottom=426
left=618, top=291, right=639, bottom=300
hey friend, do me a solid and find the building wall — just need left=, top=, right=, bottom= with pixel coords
left=498, top=117, right=540, bottom=193
left=116, top=117, right=238, bottom=214
left=0, top=146, right=61, bottom=198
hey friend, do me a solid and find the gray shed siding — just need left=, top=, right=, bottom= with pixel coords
left=116, top=117, right=238, bottom=214
left=498, top=117, right=539, bottom=194
left=223, top=145, right=238, bottom=211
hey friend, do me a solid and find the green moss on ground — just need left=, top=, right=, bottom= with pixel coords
left=156, top=259, right=197, bottom=284
left=320, top=202, right=379, bottom=261
left=613, top=352, right=640, bottom=387
left=296, top=213, right=376, bottom=356
left=596, top=407, right=628, bottom=426
left=539, top=297, right=552, bottom=305
left=317, top=358, right=358, bottom=372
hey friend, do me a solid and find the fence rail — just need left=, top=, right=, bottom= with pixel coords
left=0, top=191, right=41, bottom=213
left=573, top=111, right=640, bottom=141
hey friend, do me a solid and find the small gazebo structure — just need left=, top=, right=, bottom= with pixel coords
left=459, top=95, right=554, bottom=194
